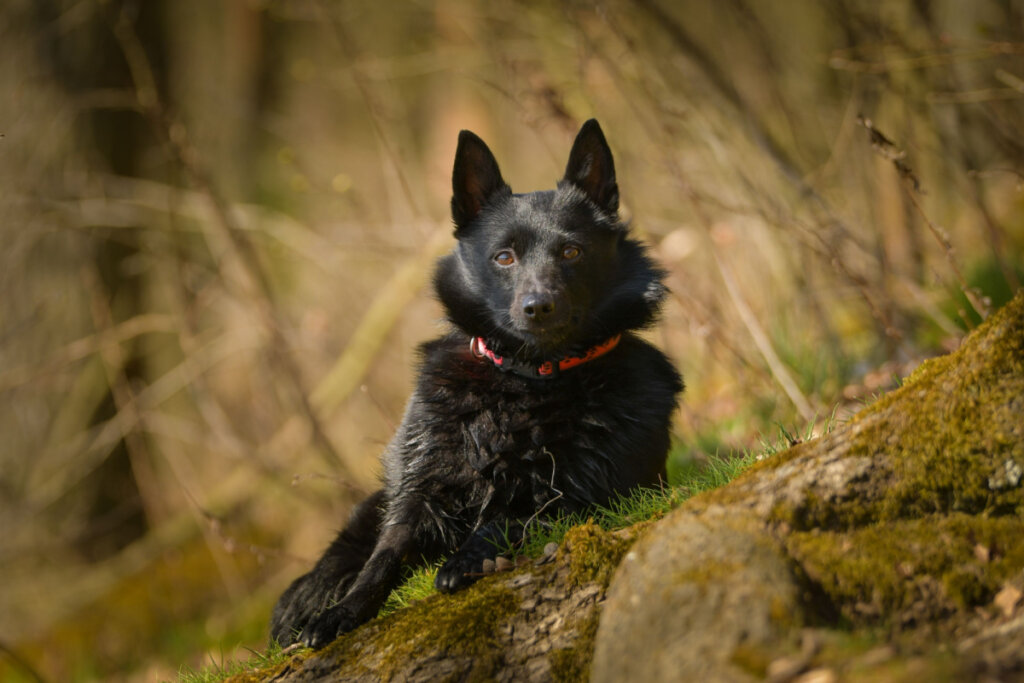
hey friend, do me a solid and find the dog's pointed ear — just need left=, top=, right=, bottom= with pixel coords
left=562, top=119, right=618, bottom=214
left=451, top=130, right=511, bottom=231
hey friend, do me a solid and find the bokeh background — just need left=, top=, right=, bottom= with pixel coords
left=2, top=0, right=1023, bottom=680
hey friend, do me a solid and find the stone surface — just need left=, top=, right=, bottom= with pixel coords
left=591, top=507, right=800, bottom=682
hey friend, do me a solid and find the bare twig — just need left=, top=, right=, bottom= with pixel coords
left=311, top=225, right=451, bottom=412
left=828, top=41, right=1024, bottom=74
left=162, top=456, right=247, bottom=602
left=576, top=10, right=822, bottom=419
left=30, top=330, right=260, bottom=511
left=108, top=7, right=348, bottom=473
left=857, top=116, right=990, bottom=321
left=0, top=641, right=46, bottom=683
left=909, top=10, right=1021, bottom=291
left=713, top=252, right=816, bottom=423
left=314, top=0, right=421, bottom=218
left=83, top=265, right=167, bottom=524
left=593, top=4, right=902, bottom=344
left=901, top=187, right=990, bottom=321
left=0, top=313, right=176, bottom=392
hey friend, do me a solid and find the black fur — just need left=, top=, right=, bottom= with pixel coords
left=270, top=119, right=683, bottom=648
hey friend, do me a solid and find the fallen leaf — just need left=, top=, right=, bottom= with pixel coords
left=974, top=543, right=991, bottom=563
left=993, top=584, right=1022, bottom=618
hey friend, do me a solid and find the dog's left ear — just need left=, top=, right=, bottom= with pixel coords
left=562, top=119, right=618, bottom=214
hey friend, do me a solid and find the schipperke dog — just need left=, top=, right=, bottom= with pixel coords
left=271, top=119, right=683, bottom=648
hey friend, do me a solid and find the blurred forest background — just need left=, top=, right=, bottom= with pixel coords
left=1, top=0, right=1022, bottom=680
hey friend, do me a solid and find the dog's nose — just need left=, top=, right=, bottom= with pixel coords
left=522, top=293, right=556, bottom=322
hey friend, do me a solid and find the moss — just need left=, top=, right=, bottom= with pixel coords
left=853, top=293, right=1024, bottom=520
left=770, top=293, right=1024, bottom=531
left=671, top=560, right=742, bottom=591
left=842, top=652, right=964, bottom=683
left=787, top=513, right=1024, bottom=625
left=326, top=573, right=520, bottom=680
left=769, top=595, right=794, bottom=626
left=802, top=629, right=967, bottom=683
left=561, top=523, right=634, bottom=589
left=941, top=566, right=988, bottom=609
left=772, top=487, right=882, bottom=532
left=729, top=643, right=773, bottom=677
left=548, top=609, right=601, bottom=683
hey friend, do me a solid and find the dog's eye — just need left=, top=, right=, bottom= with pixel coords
left=494, top=250, right=516, bottom=266
left=562, top=245, right=581, bottom=261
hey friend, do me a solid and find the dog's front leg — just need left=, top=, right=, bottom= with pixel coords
left=301, top=521, right=413, bottom=648
left=271, top=490, right=385, bottom=646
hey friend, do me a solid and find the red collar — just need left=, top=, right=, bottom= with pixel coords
left=470, top=334, right=622, bottom=380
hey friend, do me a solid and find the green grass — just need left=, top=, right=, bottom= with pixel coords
left=175, top=641, right=293, bottom=683
left=378, top=562, right=444, bottom=617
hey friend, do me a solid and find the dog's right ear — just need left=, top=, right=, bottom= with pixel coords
left=451, top=130, right=511, bottom=231
left=562, top=119, right=618, bottom=215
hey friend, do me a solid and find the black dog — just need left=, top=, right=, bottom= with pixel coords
left=271, top=119, right=683, bottom=648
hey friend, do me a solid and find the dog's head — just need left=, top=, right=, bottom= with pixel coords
left=434, top=119, right=667, bottom=361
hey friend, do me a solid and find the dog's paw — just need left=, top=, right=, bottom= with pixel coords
left=270, top=571, right=345, bottom=646
left=435, top=553, right=485, bottom=593
left=273, top=603, right=362, bottom=650
left=298, top=604, right=363, bottom=649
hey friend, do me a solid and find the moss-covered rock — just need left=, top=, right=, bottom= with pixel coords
left=243, top=292, right=1024, bottom=682
left=244, top=533, right=628, bottom=682
left=591, top=291, right=1024, bottom=682
left=591, top=506, right=803, bottom=682
left=562, top=522, right=633, bottom=589
left=789, top=514, right=1024, bottom=621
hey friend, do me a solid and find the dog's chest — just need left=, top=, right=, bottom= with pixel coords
left=449, top=376, right=616, bottom=506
